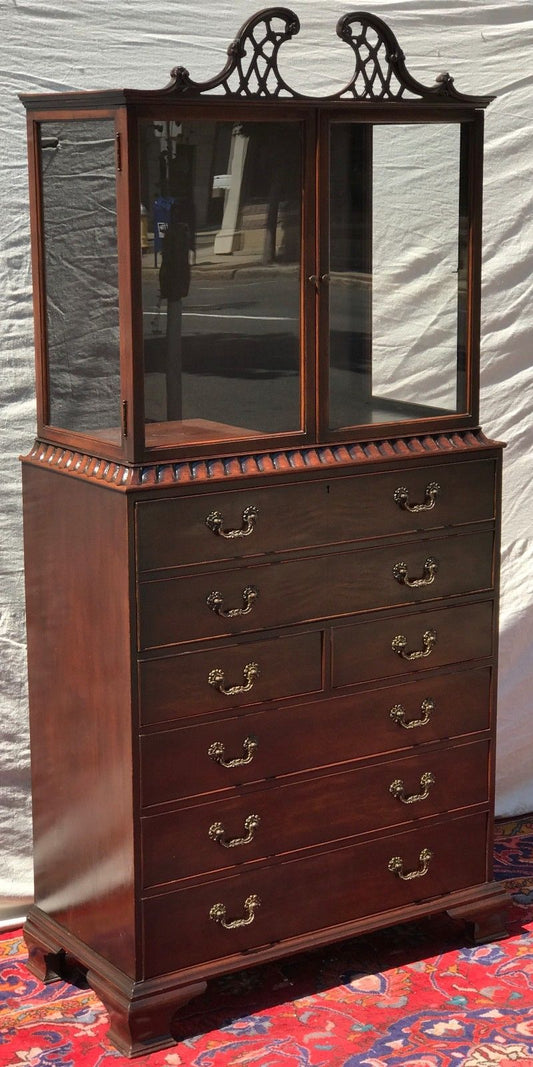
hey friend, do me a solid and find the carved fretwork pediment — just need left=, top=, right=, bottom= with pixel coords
left=162, top=7, right=494, bottom=106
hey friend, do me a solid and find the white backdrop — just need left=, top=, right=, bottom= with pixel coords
left=1, top=0, right=532, bottom=924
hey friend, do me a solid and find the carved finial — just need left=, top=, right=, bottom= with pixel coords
left=435, top=71, right=455, bottom=94
left=168, top=65, right=192, bottom=91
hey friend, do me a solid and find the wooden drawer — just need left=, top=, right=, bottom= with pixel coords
left=142, top=811, right=488, bottom=977
left=135, top=459, right=496, bottom=573
left=332, top=601, right=494, bottom=689
left=141, top=667, right=492, bottom=807
left=139, top=630, right=323, bottom=727
left=330, top=459, right=495, bottom=540
left=141, top=739, right=489, bottom=887
left=138, top=530, right=494, bottom=649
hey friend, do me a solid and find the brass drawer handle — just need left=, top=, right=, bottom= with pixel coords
left=208, top=736, right=258, bottom=767
left=209, top=813, right=260, bottom=848
left=208, top=662, right=260, bottom=696
left=209, top=894, right=261, bottom=930
left=394, top=482, right=441, bottom=513
left=390, top=699, right=434, bottom=729
left=205, top=505, right=259, bottom=539
left=389, top=770, right=435, bottom=804
left=392, top=557, right=439, bottom=588
left=207, top=585, right=259, bottom=618
left=392, top=629, right=437, bottom=661
left=388, top=847, right=433, bottom=881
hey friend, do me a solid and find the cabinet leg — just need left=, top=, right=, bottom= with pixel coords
left=88, top=970, right=207, bottom=1058
left=447, top=883, right=510, bottom=944
left=23, top=914, right=65, bottom=984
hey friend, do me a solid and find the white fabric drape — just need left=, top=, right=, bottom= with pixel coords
left=1, top=1, right=532, bottom=920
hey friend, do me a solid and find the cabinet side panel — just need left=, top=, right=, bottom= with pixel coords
left=22, top=466, right=136, bottom=977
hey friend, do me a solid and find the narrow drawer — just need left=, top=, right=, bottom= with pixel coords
left=138, top=530, right=494, bottom=649
left=141, top=667, right=492, bottom=807
left=143, top=811, right=488, bottom=977
left=139, top=630, right=323, bottom=727
left=135, top=458, right=496, bottom=573
left=332, top=601, right=494, bottom=689
left=141, top=739, right=489, bottom=887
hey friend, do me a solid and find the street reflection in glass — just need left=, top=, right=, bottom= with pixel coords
left=140, top=120, right=302, bottom=447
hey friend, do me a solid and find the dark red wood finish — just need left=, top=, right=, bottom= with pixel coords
left=138, top=529, right=494, bottom=649
left=141, top=738, right=489, bottom=887
left=138, top=629, right=324, bottom=724
left=135, top=456, right=496, bottom=572
left=20, top=17, right=504, bottom=1055
left=21, top=440, right=505, bottom=1053
left=140, top=666, right=492, bottom=807
left=22, top=466, right=137, bottom=976
left=142, top=811, right=489, bottom=977
left=332, top=600, right=494, bottom=688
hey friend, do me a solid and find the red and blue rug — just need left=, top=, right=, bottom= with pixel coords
left=1, top=817, right=532, bottom=1066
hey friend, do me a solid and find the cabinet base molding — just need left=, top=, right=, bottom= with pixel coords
left=23, top=883, right=511, bottom=1057
left=446, top=881, right=510, bottom=944
left=87, top=973, right=208, bottom=1058
left=23, top=907, right=208, bottom=1057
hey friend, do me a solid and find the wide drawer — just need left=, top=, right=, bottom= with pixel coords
left=142, top=811, right=488, bottom=977
left=141, top=667, right=492, bottom=807
left=332, top=601, right=494, bottom=689
left=141, top=739, right=489, bottom=887
left=138, top=530, right=494, bottom=649
left=135, top=458, right=496, bottom=573
left=139, top=630, right=323, bottom=726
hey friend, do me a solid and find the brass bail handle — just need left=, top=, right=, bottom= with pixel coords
left=206, top=585, right=259, bottom=618
left=390, top=698, right=435, bottom=729
left=392, top=557, right=439, bottom=588
left=389, top=770, right=435, bottom=804
left=209, top=894, right=261, bottom=930
left=208, top=736, right=258, bottom=768
left=209, top=813, right=260, bottom=848
left=394, top=482, right=441, bottom=513
left=205, top=505, right=259, bottom=539
left=392, top=629, right=437, bottom=661
left=208, top=662, right=260, bottom=696
left=388, top=848, right=433, bottom=881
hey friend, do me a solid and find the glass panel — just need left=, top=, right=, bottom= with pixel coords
left=40, top=119, right=120, bottom=440
left=329, top=123, right=467, bottom=430
left=139, top=120, right=302, bottom=447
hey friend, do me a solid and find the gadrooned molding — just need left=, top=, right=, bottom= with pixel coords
left=21, top=430, right=502, bottom=492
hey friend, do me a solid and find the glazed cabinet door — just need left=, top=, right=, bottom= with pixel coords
left=319, top=114, right=481, bottom=442
left=137, top=109, right=316, bottom=458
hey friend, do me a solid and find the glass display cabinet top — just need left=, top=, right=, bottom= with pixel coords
left=140, top=118, right=303, bottom=445
left=21, top=8, right=493, bottom=463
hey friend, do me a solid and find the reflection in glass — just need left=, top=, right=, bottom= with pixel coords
left=40, top=120, right=120, bottom=438
left=140, top=120, right=302, bottom=447
left=329, top=123, right=467, bottom=430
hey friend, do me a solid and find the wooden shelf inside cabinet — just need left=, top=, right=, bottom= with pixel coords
left=20, top=7, right=507, bottom=1057
left=91, top=419, right=260, bottom=449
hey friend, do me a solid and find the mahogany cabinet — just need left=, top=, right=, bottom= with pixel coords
left=20, top=9, right=508, bottom=1056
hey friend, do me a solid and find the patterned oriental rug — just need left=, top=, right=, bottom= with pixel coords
left=1, top=817, right=532, bottom=1067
